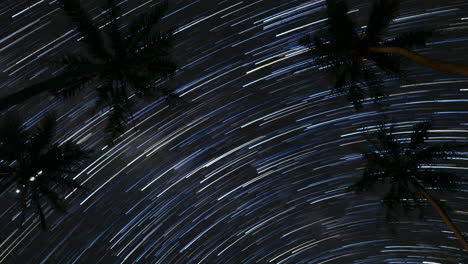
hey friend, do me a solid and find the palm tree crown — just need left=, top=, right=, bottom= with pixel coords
left=0, top=0, right=178, bottom=139
left=300, top=0, right=431, bottom=109
left=57, top=0, right=178, bottom=137
left=351, top=121, right=468, bottom=250
left=0, top=114, right=89, bottom=230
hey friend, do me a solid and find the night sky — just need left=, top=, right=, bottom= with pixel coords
left=0, top=0, right=468, bottom=263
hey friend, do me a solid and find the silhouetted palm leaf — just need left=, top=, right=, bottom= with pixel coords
left=325, top=0, right=359, bottom=50
left=368, top=52, right=400, bottom=75
left=58, top=0, right=109, bottom=59
left=365, top=0, right=400, bottom=44
left=383, top=30, right=432, bottom=50
left=126, top=1, right=169, bottom=49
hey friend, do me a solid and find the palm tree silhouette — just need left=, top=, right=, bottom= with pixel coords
left=0, top=0, right=178, bottom=138
left=350, top=121, right=468, bottom=250
left=0, top=113, right=89, bottom=230
left=300, top=0, right=468, bottom=109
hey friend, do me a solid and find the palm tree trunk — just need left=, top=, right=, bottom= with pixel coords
left=33, top=195, right=48, bottom=230
left=369, top=47, right=468, bottom=77
left=0, top=74, right=70, bottom=111
left=405, top=176, right=468, bottom=250
left=0, top=67, right=93, bottom=111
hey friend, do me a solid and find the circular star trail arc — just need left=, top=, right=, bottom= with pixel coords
left=0, top=0, right=467, bottom=263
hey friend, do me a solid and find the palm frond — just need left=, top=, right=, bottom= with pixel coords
left=146, top=58, right=178, bottom=78
left=125, top=1, right=169, bottom=49
left=53, top=75, right=96, bottom=98
left=365, top=0, right=400, bottom=44
left=360, top=67, right=386, bottom=104
left=332, top=66, right=349, bottom=94
left=372, top=126, right=401, bottom=159
left=382, top=179, right=418, bottom=211
left=50, top=56, right=98, bottom=97
left=406, top=121, right=431, bottom=150
left=384, top=30, right=432, bottom=49
left=369, top=52, right=401, bottom=75
left=38, top=185, right=68, bottom=213
left=416, top=170, right=459, bottom=191
left=325, top=0, right=359, bottom=50
left=124, top=73, right=153, bottom=98
left=124, top=71, right=155, bottom=98
left=40, top=142, right=89, bottom=174
left=349, top=61, right=371, bottom=110
left=50, top=175, right=84, bottom=190
left=413, top=144, right=462, bottom=163
left=95, top=81, right=112, bottom=108
left=60, top=54, right=96, bottom=72
left=136, top=31, right=174, bottom=57
left=104, top=0, right=127, bottom=58
left=349, top=168, right=386, bottom=192
left=347, top=82, right=365, bottom=110
left=57, top=0, right=109, bottom=59
left=364, top=151, right=390, bottom=169
left=313, top=35, right=351, bottom=69
left=30, top=114, right=56, bottom=158
left=106, top=99, right=131, bottom=139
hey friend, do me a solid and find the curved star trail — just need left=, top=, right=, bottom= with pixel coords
left=0, top=0, right=467, bottom=263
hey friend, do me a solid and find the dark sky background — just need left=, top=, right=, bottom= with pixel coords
left=0, top=0, right=467, bottom=263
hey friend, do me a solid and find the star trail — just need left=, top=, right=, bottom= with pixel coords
left=0, top=0, right=467, bottom=263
